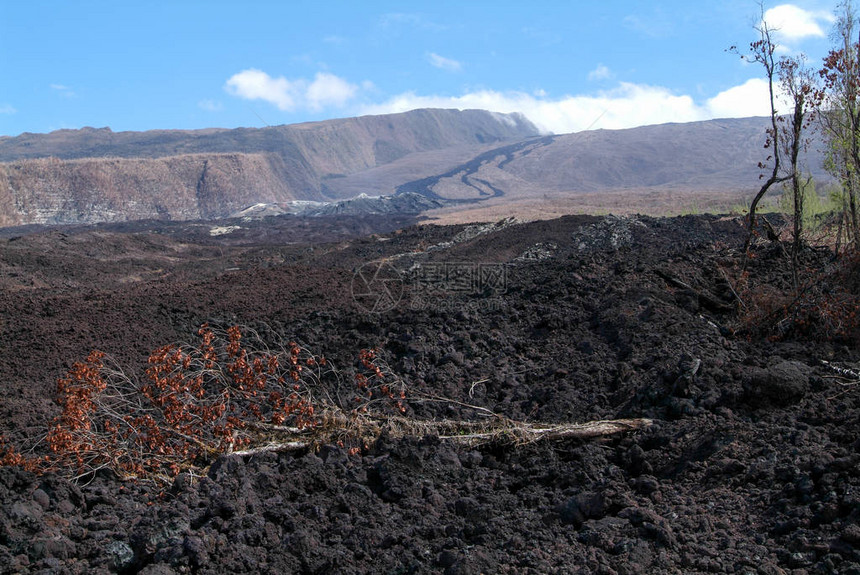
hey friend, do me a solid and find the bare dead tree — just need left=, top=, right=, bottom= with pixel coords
left=731, top=13, right=794, bottom=263
left=777, top=55, right=819, bottom=289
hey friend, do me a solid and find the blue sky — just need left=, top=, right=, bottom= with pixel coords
left=0, top=1, right=841, bottom=137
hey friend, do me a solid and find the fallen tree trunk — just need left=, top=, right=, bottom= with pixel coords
left=231, top=417, right=652, bottom=456
left=438, top=417, right=652, bottom=446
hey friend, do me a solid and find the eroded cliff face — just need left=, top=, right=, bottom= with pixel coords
left=0, top=153, right=302, bottom=225
left=0, top=109, right=539, bottom=225
left=0, top=167, right=19, bottom=227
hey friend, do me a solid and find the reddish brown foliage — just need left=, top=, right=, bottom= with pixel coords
left=1, top=325, right=404, bottom=482
left=738, top=253, right=860, bottom=342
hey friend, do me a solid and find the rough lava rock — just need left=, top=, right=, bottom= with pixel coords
left=745, top=359, right=811, bottom=407
left=0, top=213, right=857, bottom=573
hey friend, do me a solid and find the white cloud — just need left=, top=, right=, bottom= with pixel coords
left=198, top=99, right=224, bottom=112
left=306, top=72, right=358, bottom=111
left=225, top=69, right=360, bottom=112
left=50, top=84, right=75, bottom=98
left=0, top=104, right=16, bottom=115
left=427, top=52, right=462, bottom=72
left=361, top=79, right=783, bottom=135
left=705, top=78, right=781, bottom=118
left=225, top=69, right=298, bottom=110
left=588, top=64, right=613, bottom=81
left=362, top=84, right=700, bottom=134
left=763, top=4, right=834, bottom=41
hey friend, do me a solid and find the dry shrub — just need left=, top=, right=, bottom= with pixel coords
left=5, top=325, right=403, bottom=482
left=1, top=325, right=652, bottom=483
left=737, top=276, right=793, bottom=338
left=0, top=434, right=46, bottom=473
left=738, top=252, right=860, bottom=342
left=789, top=252, right=860, bottom=340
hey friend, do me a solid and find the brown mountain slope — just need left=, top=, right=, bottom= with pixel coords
left=398, top=117, right=828, bottom=200
left=0, top=109, right=539, bottom=225
left=385, top=117, right=832, bottom=222
left=0, top=108, right=537, bottom=167
left=0, top=112, right=835, bottom=227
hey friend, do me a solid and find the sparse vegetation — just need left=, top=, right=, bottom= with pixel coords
left=733, top=251, right=860, bottom=342
left=0, top=325, right=648, bottom=484
left=725, top=3, right=860, bottom=341
left=1, top=325, right=400, bottom=482
left=818, top=0, right=860, bottom=250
